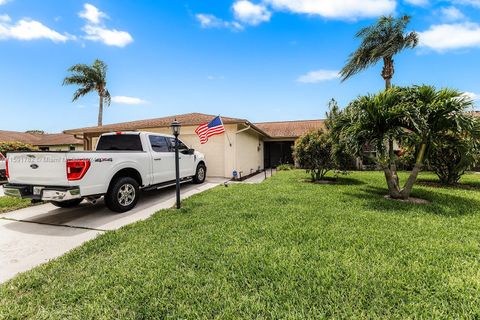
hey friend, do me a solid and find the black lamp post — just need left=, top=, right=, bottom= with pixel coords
left=171, top=119, right=181, bottom=209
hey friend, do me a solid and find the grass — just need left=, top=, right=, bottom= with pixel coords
left=0, top=196, right=32, bottom=214
left=1, top=171, right=480, bottom=318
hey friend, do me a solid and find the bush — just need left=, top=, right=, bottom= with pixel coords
left=277, top=164, right=294, bottom=171
left=326, top=98, right=357, bottom=172
left=427, top=133, right=480, bottom=185
left=0, top=141, right=37, bottom=155
left=293, top=130, right=335, bottom=181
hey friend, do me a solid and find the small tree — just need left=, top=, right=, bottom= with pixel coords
left=427, top=132, right=480, bottom=185
left=0, top=141, right=37, bottom=155
left=293, top=130, right=335, bottom=181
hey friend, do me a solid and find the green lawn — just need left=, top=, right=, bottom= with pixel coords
left=0, top=196, right=32, bottom=214
left=2, top=171, right=480, bottom=318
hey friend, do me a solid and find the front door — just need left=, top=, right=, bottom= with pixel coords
left=149, top=135, right=175, bottom=184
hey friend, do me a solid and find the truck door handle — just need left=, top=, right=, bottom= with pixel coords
left=154, top=158, right=161, bottom=161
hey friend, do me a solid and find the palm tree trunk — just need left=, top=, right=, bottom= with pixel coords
left=382, top=57, right=394, bottom=90
left=98, top=93, right=103, bottom=127
left=400, top=143, right=427, bottom=199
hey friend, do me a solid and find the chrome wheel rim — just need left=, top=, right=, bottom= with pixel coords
left=198, top=167, right=205, bottom=181
left=118, top=183, right=135, bottom=206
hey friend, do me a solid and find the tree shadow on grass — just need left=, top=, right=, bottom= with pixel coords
left=345, top=185, right=480, bottom=217
left=302, top=176, right=366, bottom=186
left=417, top=178, right=480, bottom=190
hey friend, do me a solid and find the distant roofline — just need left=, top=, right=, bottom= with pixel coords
left=254, top=119, right=325, bottom=124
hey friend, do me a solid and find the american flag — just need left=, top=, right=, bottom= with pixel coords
left=195, top=116, right=225, bottom=144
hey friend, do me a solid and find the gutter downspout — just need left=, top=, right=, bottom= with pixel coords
left=232, top=125, right=251, bottom=178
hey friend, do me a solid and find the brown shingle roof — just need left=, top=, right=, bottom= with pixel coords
left=254, top=120, right=325, bottom=138
left=33, top=133, right=83, bottom=146
left=64, top=113, right=249, bottom=135
left=0, top=130, right=82, bottom=146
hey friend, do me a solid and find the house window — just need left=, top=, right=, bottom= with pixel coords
left=70, top=146, right=76, bottom=151
left=39, top=147, right=49, bottom=151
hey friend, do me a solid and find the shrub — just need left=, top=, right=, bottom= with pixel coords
left=427, top=133, right=480, bottom=185
left=277, top=164, right=294, bottom=171
left=326, top=98, right=357, bottom=172
left=0, top=141, right=37, bottom=155
left=293, top=130, right=335, bottom=181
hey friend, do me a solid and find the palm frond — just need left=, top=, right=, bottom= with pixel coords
left=340, top=15, right=418, bottom=82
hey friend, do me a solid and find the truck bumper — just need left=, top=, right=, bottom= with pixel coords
left=3, top=184, right=81, bottom=202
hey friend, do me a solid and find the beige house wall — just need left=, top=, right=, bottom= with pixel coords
left=234, top=129, right=264, bottom=178
left=39, top=144, right=84, bottom=151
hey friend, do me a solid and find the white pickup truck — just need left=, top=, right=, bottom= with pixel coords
left=4, top=132, right=207, bottom=212
left=0, top=153, right=6, bottom=180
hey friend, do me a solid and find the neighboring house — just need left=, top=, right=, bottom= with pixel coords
left=0, top=130, right=84, bottom=151
left=64, top=113, right=325, bottom=178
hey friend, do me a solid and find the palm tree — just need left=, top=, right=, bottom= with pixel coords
left=63, top=59, right=111, bottom=126
left=337, top=86, right=477, bottom=199
left=340, top=15, right=418, bottom=90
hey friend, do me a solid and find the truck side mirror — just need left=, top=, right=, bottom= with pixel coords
left=181, top=148, right=195, bottom=155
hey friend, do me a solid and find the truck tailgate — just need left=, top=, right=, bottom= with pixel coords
left=7, top=152, right=69, bottom=185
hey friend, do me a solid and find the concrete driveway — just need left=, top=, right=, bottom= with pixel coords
left=0, top=179, right=223, bottom=283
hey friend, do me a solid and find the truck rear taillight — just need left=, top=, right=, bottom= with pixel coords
left=67, top=159, right=91, bottom=181
left=5, top=158, right=9, bottom=179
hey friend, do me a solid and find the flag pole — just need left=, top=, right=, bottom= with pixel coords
left=220, top=115, right=232, bottom=147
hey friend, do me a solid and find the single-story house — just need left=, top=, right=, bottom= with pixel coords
left=64, top=113, right=325, bottom=178
left=0, top=130, right=84, bottom=151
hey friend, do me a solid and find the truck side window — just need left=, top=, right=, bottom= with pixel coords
left=167, top=137, right=188, bottom=152
left=97, top=135, right=144, bottom=151
left=149, top=136, right=170, bottom=152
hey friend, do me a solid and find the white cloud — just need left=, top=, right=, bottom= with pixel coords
left=233, top=0, right=271, bottom=25
left=419, top=22, right=480, bottom=51
left=264, top=0, right=396, bottom=20
left=404, top=0, right=428, bottom=6
left=439, top=6, right=465, bottom=21
left=454, top=0, right=480, bottom=7
left=0, top=0, right=9, bottom=5
left=195, top=14, right=243, bottom=30
left=79, top=3, right=133, bottom=47
left=83, top=25, right=133, bottom=47
left=297, top=69, right=339, bottom=83
left=112, top=96, right=148, bottom=105
left=0, top=15, right=70, bottom=42
left=463, top=92, right=480, bottom=100
left=79, top=3, right=107, bottom=24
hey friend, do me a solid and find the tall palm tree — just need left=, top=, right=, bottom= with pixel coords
left=340, top=15, right=418, bottom=90
left=63, top=59, right=111, bottom=126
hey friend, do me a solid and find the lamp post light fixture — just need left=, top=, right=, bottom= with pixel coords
left=171, top=119, right=182, bottom=209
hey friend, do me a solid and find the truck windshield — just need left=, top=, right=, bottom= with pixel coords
left=96, top=135, right=143, bottom=151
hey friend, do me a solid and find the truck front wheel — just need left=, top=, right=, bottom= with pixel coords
left=193, top=164, right=206, bottom=184
left=105, top=176, right=140, bottom=213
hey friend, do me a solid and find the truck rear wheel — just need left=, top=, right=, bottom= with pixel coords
left=105, top=176, right=140, bottom=213
left=51, top=199, right=83, bottom=208
left=193, top=164, right=206, bottom=184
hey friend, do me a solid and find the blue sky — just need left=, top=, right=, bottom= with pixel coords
left=1, top=0, right=480, bottom=132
